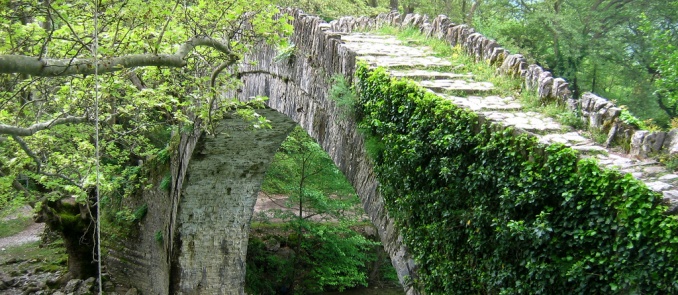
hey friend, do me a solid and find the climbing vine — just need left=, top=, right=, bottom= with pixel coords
left=355, top=64, right=678, bottom=294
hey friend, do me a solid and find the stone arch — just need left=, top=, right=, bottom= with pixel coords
left=105, top=10, right=417, bottom=295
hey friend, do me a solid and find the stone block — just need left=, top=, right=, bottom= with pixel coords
left=631, top=131, right=667, bottom=158
left=646, top=181, right=673, bottom=192
left=662, top=190, right=678, bottom=214
left=630, top=131, right=648, bottom=157
left=662, top=129, right=678, bottom=155
left=538, top=76, right=554, bottom=100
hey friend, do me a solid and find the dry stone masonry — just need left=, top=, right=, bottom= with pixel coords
left=329, top=10, right=678, bottom=214
left=106, top=8, right=678, bottom=295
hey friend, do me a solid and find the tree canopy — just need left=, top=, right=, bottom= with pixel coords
left=390, top=0, right=678, bottom=126
left=0, top=0, right=291, bottom=210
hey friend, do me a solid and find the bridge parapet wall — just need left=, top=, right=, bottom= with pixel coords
left=326, top=10, right=678, bottom=213
left=328, top=11, right=678, bottom=161
left=234, top=8, right=422, bottom=294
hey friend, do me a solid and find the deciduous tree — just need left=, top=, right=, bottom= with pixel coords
left=0, top=0, right=290, bottom=280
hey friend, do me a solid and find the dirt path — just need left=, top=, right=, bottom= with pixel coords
left=0, top=222, right=44, bottom=249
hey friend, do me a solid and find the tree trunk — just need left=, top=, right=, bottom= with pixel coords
left=35, top=196, right=98, bottom=281
left=592, top=63, right=597, bottom=93
left=404, top=5, right=415, bottom=14
left=466, top=0, right=482, bottom=25
left=390, top=0, right=398, bottom=11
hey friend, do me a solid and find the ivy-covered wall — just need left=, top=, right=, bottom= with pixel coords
left=356, top=64, right=678, bottom=294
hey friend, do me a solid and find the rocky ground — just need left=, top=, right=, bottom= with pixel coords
left=0, top=193, right=340, bottom=295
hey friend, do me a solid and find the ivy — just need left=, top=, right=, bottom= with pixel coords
left=355, top=63, right=678, bottom=294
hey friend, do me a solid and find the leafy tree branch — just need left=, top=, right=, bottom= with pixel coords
left=0, top=36, right=235, bottom=77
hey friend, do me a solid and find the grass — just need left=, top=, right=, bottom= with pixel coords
left=0, top=240, right=67, bottom=276
left=0, top=215, right=34, bottom=238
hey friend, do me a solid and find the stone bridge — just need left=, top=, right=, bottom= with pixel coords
left=105, top=8, right=678, bottom=295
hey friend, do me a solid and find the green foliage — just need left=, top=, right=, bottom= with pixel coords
left=298, top=224, right=377, bottom=293
left=159, top=173, right=172, bottom=191
left=0, top=0, right=292, bottom=221
left=470, top=0, right=676, bottom=125
left=154, top=230, right=163, bottom=243
left=111, top=204, right=148, bottom=227
left=274, top=0, right=387, bottom=21
left=329, top=74, right=359, bottom=120
left=356, top=63, right=678, bottom=294
left=274, top=43, right=297, bottom=63
left=619, top=108, right=646, bottom=129
left=246, top=236, right=295, bottom=294
left=262, top=127, right=355, bottom=197
left=255, top=126, right=384, bottom=293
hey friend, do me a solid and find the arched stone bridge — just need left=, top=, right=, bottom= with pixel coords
left=106, top=9, right=678, bottom=295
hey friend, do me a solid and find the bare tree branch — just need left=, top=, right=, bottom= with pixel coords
left=0, top=115, right=87, bottom=136
left=0, top=170, right=32, bottom=199
left=11, top=135, right=43, bottom=172
left=9, top=135, right=84, bottom=190
left=0, top=36, right=233, bottom=77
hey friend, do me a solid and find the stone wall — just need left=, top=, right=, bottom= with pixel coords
left=105, top=166, right=172, bottom=294
left=232, top=8, right=421, bottom=294
left=104, top=7, right=678, bottom=295
left=173, top=110, right=296, bottom=294
left=329, top=10, right=678, bottom=159
left=106, top=8, right=422, bottom=295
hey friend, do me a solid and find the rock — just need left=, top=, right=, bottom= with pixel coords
left=264, top=239, right=280, bottom=252
left=662, top=190, right=678, bottom=214
left=643, top=166, right=667, bottom=177
left=75, top=277, right=96, bottom=294
left=124, top=287, right=139, bottom=295
left=630, top=131, right=648, bottom=157
left=23, top=287, right=42, bottom=295
left=662, top=129, right=678, bottom=155
left=277, top=247, right=295, bottom=260
left=52, top=292, right=66, bottom=295
left=364, top=225, right=377, bottom=237
left=646, top=181, right=672, bottom=192
left=659, top=174, right=678, bottom=181
left=64, top=279, right=82, bottom=293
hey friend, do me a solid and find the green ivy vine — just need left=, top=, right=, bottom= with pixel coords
left=355, top=63, right=678, bottom=294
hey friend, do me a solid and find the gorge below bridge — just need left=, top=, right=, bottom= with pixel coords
left=106, top=8, right=678, bottom=295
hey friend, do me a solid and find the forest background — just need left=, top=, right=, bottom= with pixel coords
left=284, top=0, right=678, bottom=128
left=0, top=0, right=677, bottom=292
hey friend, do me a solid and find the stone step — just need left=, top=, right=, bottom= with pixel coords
left=438, top=94, right=521, bottom=111
left=479, top=111, right=562, bottom=134
left=538, top=132, right=591, bottom=146
left=391, top=69, right=474, bottom=80
left=341, top=34, right=401, bottom=44
left=343, top=43, right=434, bottom=57
left=419, top=79, right=493, bottom=93
left=358, top=55, right=452, bottom=68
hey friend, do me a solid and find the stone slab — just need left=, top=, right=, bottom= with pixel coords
left=391, top=69, right=474, bottom=80
left=358, top=55, right=452, bottom=68
left=480, top=111, right=562, bottom=133
left=538, top=132, right=590, bottom=146
left=438, top=94, right=521, bottom=111
left=419, top=79, right=493, bottom=93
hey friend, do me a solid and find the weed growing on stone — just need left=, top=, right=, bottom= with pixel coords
left=329, top=74, right=359, bottom=120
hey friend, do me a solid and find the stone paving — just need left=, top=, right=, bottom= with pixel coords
left=339, top=32, right=678, bottom=212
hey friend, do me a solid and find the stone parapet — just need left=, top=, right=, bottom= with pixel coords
left=325, top=9, right=678, bottom=214
left=328, top=10, right=678, bottom=161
